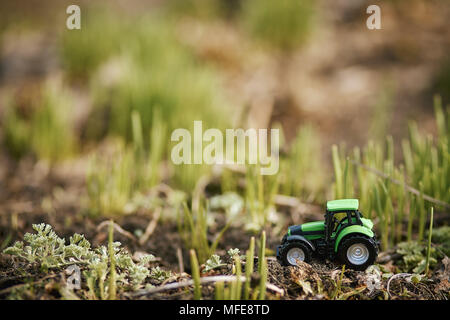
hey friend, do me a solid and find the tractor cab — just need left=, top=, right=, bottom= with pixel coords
left=325, top=199, right=367, bottom=242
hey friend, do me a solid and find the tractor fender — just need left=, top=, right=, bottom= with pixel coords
left=286, top=235, right=315, bottom=252
left=334, top=225, right=374, bottom=252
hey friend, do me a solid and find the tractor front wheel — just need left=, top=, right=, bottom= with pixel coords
left=337, top=235, right=378, bottom=270
left=280, top=241, right=312, bottom=266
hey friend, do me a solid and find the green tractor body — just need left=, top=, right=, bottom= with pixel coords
left=277, top=199, right=379, bottom=270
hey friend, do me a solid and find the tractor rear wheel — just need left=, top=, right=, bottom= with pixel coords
left=280, top=241, right=312, bottom=266
left=337, top=235, right=378, bottom=270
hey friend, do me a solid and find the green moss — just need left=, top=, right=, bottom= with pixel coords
left=396, top=241, right=443, bottom=273
left=430, top=226, right=450, bottom=256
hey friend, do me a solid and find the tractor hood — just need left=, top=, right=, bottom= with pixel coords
left=288, top=221, right=325, bottom=236
left=288, top=218, right=373, bottom=237
left=361, top=217, right=374, bottom=230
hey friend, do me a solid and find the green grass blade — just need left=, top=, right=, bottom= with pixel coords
left=190, top=250, right=202, bottom=300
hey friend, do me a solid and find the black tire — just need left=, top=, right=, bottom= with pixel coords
left=280, top=241, right=312, bottom=266
left=337, top=234, right=378, bottom=270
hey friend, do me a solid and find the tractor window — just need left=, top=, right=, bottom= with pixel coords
left=332, top=212, right=347, bottom=232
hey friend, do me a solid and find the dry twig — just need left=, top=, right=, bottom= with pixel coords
left=96, top=221, right=137, bottom=242
left=129, top=275, right=284, bottom=297
left=350, top=160, right=450, bottom=208
left=386, top=273, right=411, bottom=298
left=139, top=208, right=162, bottom=245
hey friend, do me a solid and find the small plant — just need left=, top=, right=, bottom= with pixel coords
left=86, top=141, right=134, bottom=217
left=3, top=223, right=156, bottom=299
left=149, top=266, right=173, bottom=282
left=4, top=223, right=94, bottom=271
left=86, top=111, right=165, bottom=217
left=204, top=254, right=226, bottom=273
left=2, top=80, right=76, bottom=162
left=210, top=192, right=245, bottom=222
left=245, top=165, right=279, bottom=232
left=228, top=248, right=245, bottom=275
left=178, top=201, right=231, bottom=264
left=211, top=233, right=267, bottom=300
left=227, top=248, right=240, bottom=258
left=396, top=241, right=442, bottom=274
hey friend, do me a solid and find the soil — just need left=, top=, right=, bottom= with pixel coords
left=0, top=154, right=448, bottom=300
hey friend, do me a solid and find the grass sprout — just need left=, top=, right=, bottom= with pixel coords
left=2, top=79, right=76, bottom=162
left=178, top=201, right=231, bottom=264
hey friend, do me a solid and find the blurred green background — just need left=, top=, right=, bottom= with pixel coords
left=0, top=0, right=449, bottom=250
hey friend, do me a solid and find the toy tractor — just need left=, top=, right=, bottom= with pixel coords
left=277, top=199, right=379, bottom=270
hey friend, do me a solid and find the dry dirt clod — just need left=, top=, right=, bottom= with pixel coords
left=289, top=261, right=321, bottom=284
left=434, top=256, right=450, bottom=292
left=288, top=263, right=322, bottom=297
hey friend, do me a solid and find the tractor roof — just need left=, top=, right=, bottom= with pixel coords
left=326, top=199, right=359, bottom=212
